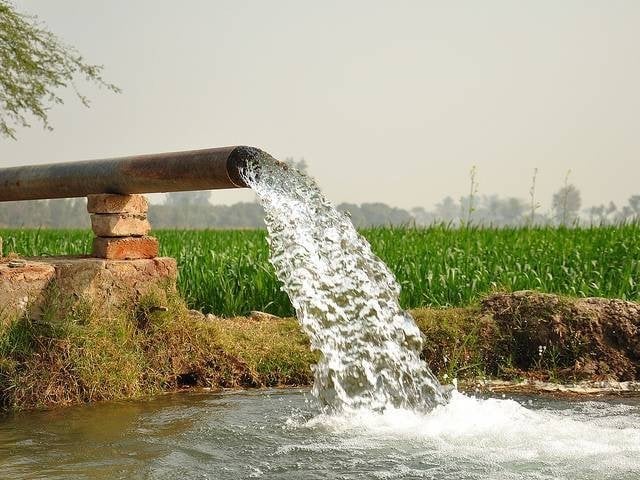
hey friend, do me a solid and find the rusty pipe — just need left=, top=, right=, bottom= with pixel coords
left=0, top=146, right=261, bottom=202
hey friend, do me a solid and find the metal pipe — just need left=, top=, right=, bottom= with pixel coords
left=0, top=145, right=261, bottom=201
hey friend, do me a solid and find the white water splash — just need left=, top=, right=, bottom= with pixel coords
left=242, top=152, right=448, bottom=412
left=283, top=391, right=640, bottom=479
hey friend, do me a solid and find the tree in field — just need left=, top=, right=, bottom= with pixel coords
left=552, top=172, right=582, bottom=226
left=410, top=206, right=435, bottom=226
left=165, top=191, right=211, bottom=206
left=0, top=0, right=118, bottom=139
left=434, top=196, right=458, bottom=223
left=487, top=196, right=527, bottom=226
left=628, top=195, right=640, bottom=220
left=613, top=195, right=640, bottom=223
left=586, top=201, right=618, bottom=225
left=337, top=203, right=367, bottom=227
left=284, top=157, right=308, bottom=174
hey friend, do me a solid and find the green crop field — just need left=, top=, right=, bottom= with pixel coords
left=1, top=226, right=638, bottom=317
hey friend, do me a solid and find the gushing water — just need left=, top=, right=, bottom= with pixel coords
left=242, top=152, right=448, bottom=412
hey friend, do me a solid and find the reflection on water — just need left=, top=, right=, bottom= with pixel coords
left=1, top=389, right=639, bottom=480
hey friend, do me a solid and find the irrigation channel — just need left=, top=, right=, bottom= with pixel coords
left=2, top=153, right=640, bottom=478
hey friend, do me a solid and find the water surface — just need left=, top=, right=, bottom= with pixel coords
left=1, top=389, right=639, bottom=480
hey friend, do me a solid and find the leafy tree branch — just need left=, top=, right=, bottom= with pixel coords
left=0, top=0, right=119, bottom=139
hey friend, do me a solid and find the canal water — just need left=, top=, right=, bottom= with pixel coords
left=1, top=388, right=638, bottom=479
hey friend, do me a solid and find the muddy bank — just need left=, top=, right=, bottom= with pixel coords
left=415, top=291, right=640, bottom=384
left=484, top=291, right=639, bottom=381
left=0, top=290, right=638, bottom=410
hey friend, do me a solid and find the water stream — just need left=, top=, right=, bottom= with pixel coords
left=241, top=151, right=447, bottom=412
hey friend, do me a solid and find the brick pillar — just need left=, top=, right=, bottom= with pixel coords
left=87, top=194, right=159, bottom=260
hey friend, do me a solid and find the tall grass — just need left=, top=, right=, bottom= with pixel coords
left=1, top=225, right=638, bottom=316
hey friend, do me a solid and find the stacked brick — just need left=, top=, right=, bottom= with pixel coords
left=87, top=194, right=159, bottom=260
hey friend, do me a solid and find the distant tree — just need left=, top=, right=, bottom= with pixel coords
left=284, top=157, right=308, bottom=174
left=487, top=197, right=526, bottom=226
left=501, top=197, right=527, bottom=225
left=337, top=202, right=413, bottom=227
left=0, top=198, right=88, bottom=228
left=613, top=196, right=640, bottom=223
left=628, top=195, right=640, bottom=221
left=552, top=180, right=581, bottom=226
left=148, top=201, right=264, bottom=229
left=434, top=196, right=459, bottom=223
left=359, top=203, right=404, bottom=226
left=463, top=195, right=527, bottom=227
left=410, top=206, right=435, bottom=226
left=165, top=191, right=211, bottom=206
left=0, top=0, right=119, bottom=139
left=619, top=205, right=633, bottom=221
left=337, top=203, right=366, bottom=227
left=586, top=204, right=605, bottom=225
left=586, top=201, right=617, bottom=225
left=480, top=195, right=502, bottom=224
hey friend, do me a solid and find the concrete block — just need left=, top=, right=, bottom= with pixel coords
left=0, top=256, right=177, bottom=320
left=91, top=213, right=151, bottom=237
left=0, top=260, right=56, bottom=318
left=92, top=236, right=159, bottom=260
left=87, top=194, right=148, bottom=214
left=54, top=256, right=177, bottom=308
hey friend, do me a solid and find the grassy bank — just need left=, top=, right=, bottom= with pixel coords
left=1, top=289, right=638, bottom=410
left=0, top=289, right=315, bottom=410
left=1, top=225, right=639, bottom=316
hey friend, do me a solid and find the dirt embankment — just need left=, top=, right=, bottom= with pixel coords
left=1, top=290, right=639, bottom=410
left=483, top=292, right=640, bottom=381
left=415, top=291, right=640, bottom=384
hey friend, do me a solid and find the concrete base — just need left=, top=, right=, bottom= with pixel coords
left=0, top=256, right=177, bottom=320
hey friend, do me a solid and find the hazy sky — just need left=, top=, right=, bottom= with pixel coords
left=3, top=1, right=639, bottom=211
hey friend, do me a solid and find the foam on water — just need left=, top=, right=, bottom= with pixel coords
left=283, top=391, right=640, bottom=478
left=242, top=152, right=448, bottom=412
